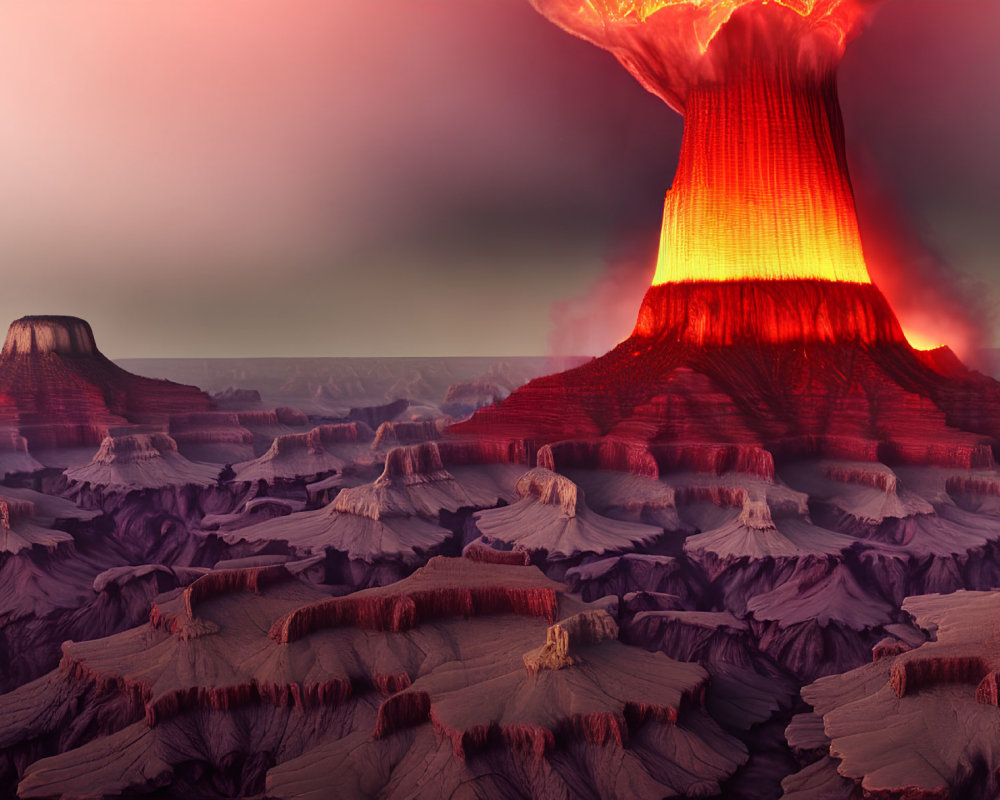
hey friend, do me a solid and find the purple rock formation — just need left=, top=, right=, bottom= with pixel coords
left=0, top=341, right=997, bottom=797
left=3, top=557, right=752, bottom=800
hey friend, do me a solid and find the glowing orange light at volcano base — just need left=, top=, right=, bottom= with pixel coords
left=903, top=330, right=946, bottom=352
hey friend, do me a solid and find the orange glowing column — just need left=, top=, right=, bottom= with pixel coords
left=530, top=0, right=882, bottom=286
left=654, top=33, right=870, bottom=283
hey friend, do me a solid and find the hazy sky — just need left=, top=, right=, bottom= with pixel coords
left=0, top=0, right=997, bottom=358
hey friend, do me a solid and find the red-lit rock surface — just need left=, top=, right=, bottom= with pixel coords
left=452, top=282, right=1000, bottom=476
left=2, top=556, right=755, bottom=800
left=0, top=356, right=999, bottom=794
left=784, top=590, right=1000, bottom=799
left=447, top=1, right=1000, bottom=476
left=2, top=0, right=997, bottom=775
left=633, top=281, right=905, bottom=345
left=0, top=317, right=210, bottom=453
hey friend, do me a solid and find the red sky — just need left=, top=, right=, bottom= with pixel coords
left=0, top=0, right=996, bottom=358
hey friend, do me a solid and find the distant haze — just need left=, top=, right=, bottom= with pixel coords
left=0, top=0, right=997, bottom=358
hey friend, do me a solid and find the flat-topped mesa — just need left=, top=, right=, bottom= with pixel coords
left=329, top=442, right=473, bottom=521
left=65, top=433, right=219, bottom=489
left=230, top=423, right=372, bottom=483
left=372, top=419, right=447, bottom=450
left=0, top=316, right=211, bottom=450
left=262, top=424, right=368, bottom=461
left=450, top=0, right=1000, bottom=470
left=472, top=469, right=663, bottom=560
left=89, top=432, right=181, bottom=465
left=1, top=316, right=98, bottom=358
left=382, top=441, right=449, bottom=483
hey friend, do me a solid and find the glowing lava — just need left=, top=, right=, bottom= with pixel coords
left=651, top=47, right=869, bottom=284
left=532, top=0, right=878, bottom=285
left=903, top=329, right=946, bottom=353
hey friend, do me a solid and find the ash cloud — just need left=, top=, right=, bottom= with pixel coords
left=548, top=231, right=656, bottom=358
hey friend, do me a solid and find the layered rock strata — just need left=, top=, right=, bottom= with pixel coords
left=0, top=317, right=210, bottom=452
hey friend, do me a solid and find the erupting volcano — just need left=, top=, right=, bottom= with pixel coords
left=453, top=0, right=1000, bottom=473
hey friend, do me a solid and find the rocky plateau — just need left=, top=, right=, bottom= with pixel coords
left=0, top=306, right=996, bottom=800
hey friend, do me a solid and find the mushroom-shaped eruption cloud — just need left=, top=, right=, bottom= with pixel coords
left=452, top=0, right=1000, bottom=477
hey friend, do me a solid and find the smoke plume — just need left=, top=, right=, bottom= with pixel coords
left=852, top=151, right=997, bottom=366
left=548, top=232, right=656, bottom=358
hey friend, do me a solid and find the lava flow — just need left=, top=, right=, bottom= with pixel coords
left=451, top=0, right=1000, bottom=472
